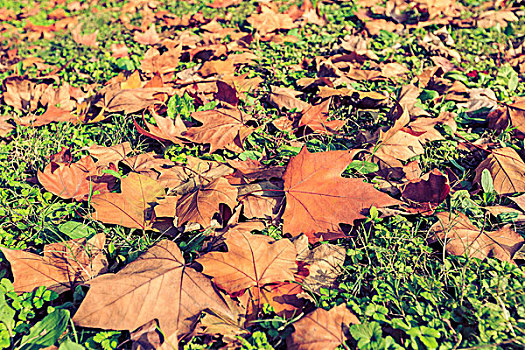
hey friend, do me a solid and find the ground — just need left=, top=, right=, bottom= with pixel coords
left=0, top=0, right=525, bottom=349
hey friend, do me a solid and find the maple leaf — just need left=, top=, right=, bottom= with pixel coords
left=86, top=142, right=133, bottom=169
left=38, top=156, right=111, bottom=201
left=295, top=236, right=346, bottom=296
left=134, top=24, right=161, bottom=45
left=298, top=98, right=344, bottom=134
left=0, top=115, right=14, bottom=138
left=71, top=24, right=98, bottom=47
left=268, top=86, right=309, bottom=112
left=183, top=107, right=254, bottom=153
left=402, top=169, right=450, bottom=214
left=238, top=181, right=284, bottom=220
left=90, top=173, right=165, bottom=229
left=247, top=9, right=296, bottom=35
left=176, top=177, right=238, bottom=227
left=429, top=212, right=525, bottom=263
left=282, top=147, right=400, bottom=242
left=239, top=282, right=304, bottom=320
left=286, top=304, right=360, bottom=350
left=134, top=110, right=188, bottom=145
left=140, top=47, right=181, bottom=75
left=73, top=240, right=240, bottom=341
left=111, top=43, right=129, bottom=58
left=474, top=147, right=525, bottom=195
left=2, top=78, right=46, bottom=112
left=1, top=234, right=106, bottom=293
left=100, top=86, right=174, bottom=114
left=198, top=226, right=297, bottom=294
left=208, top=0, right=242, bottom=8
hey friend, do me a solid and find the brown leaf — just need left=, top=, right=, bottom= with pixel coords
left=247, top=10, right=296, bottom=35
left=282, top=147, right=400, bottom=242
left=268, top=86, right=309, bottom=112
left=134, top=110, right=188, bottom=145
left=183, top=107, right=253, bottom=153
left=91, top=173, right=165, bottom=229
left=1, top=234, right=106, bottom=293
left=111, top=43, right=129, bottom=58
left=402, top=169, right=450, bottom=214
left=140, top=47, right=181, bottom=75
left=296, top=243, right=346, bottom=296
left=102, top=86, right=173, bottom=114
left=208, top=0, right=242, bottom=8
left=71, top=24, right=98, bottom=47
left=239, top=282, right=304, bottom=320
left=86, top=142, right=133, bottom=168
left=73, top=240, right=239, bottom=340
left=198, top=227, right=297, bottom=294
left=0, top=115, right=14, bottom=138
left=176, top=177, right=237, bottom=227
left=287, top=304, right=360, bottom=350
left=3, top=78, right=47, bottom=112
left=238, top=181, right=284, bottom=220
left=429, top=212, right=525, bottom=263
left=199, top=60, right=235, bottom=78
left=134, top=24, right=161, bottom=45
left=474, top=147, right=525, bottom=195
left=298, top=98, right=344, bottom=134
left=38, top=156, right=111, bottom=201
left=365, top=19, right=403, bottom=36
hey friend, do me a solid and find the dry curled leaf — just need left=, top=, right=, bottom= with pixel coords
left=1, top=233, right=106, bottom=293
left=287, top=304, right=360, bottom=350
left=429, top=212, right=525, bottom=263
left=474, top=147, right=525, bottom=195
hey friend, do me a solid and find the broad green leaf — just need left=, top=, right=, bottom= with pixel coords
left=58, top=221, right=96, bottom=239
left=19, top=309, right=70, bottom=350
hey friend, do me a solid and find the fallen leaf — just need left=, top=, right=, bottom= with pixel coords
left=1, top=234, right=106, bottom=293
left=176, top=177, right=238, bottom=227
left=296, top=242, right=346, bottom=295
left=282, top=147, right=400, bottom=242
left=101, top=86, right=173, bottom=114
left=86, top=142, right=133, bottom=168
left=38, top=156, right=111, bottom=201
left=73, top=240, right=239, bottom=341
left=71, top=24, right=98, bottom=47
left=90, top=173, right=165, bottom=229
left=287, top=304, right=360, bottom=350
left=268, top=86, right=309, bottom=112
left=247, top=10, right=296, bottom=35
left=474, top=147, right=525, bottom=195
left=134, top=24, right=161, bottom=45
left=0, top=115, right=14, bottom=138
left=3, top=78, right=47, bottom=112
left=429, top=212, right=525, bottom=263
left=134, top=109, right=188, bottom=145
left=298, top=98, right=344, bottom=134
left=402, top=169, right=450, bottom=214
left=198, top=227, right=297, bottom=294
left=183, top=107, right=253, bottom=153
left=111, top=43, right=129, bottom=58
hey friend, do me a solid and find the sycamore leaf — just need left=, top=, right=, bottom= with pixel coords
left=71, top=24, right=98, bottom=47
left=182, top=107, right=253, bottom=153
left=38, top=156, right=111, bottom=201
left=134, top=110, right=188, bottom=145
left=282, top=147, right=400, bottom=242
left=268, top=86, right=309, bottom=112
left=474, top=147, right=525, bottom=195
left=429, top=212, right=525, bottom=263
left=86, top=142, right=133, bottom=168
left=102, top=87, right=174, bottom=114
left=1, top=234, right=106, bottom=293
left=239, top=282, right=304, bottom=320
left=111, top=43, right=128, bottom=58
left=0, top=115, right=14, bottom=138
left=198, top=227, right=297, bottom=294
left=3, top=78, right=46, bottom=112
left=401, top=169, right=450, bottom=214
left=298, top=98, right=344, bottom=134
left=90, top=173, right=165, bottom=229
left=176, top=177, right=238, bottom=227
left=247, top=10, right=296, bottom=35
left=296, top=242, right=346, bottom=296
left=286, top=304, right=360, bottom=350
left=73, top=240, right=239, bottom=340
left=134, top=24, right=161, bottom=46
